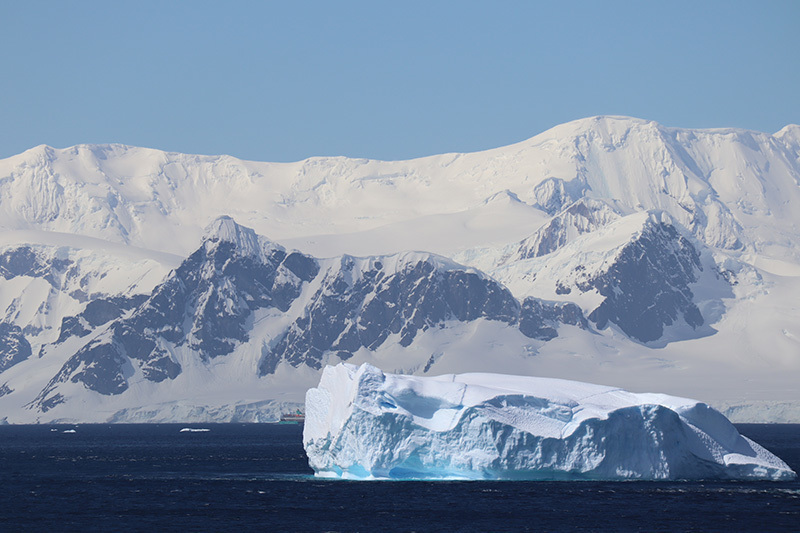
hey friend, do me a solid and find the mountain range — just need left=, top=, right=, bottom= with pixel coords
left=0, top=115, right=798, bottom=423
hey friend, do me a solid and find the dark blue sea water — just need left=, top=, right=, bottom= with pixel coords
left=1, top=423, right=798, bottom=532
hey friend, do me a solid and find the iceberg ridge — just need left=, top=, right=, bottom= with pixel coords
left=303, top=363, right=796, bottom=480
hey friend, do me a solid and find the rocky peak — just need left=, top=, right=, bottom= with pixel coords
left=202, top=215, right=271, bottom=259
left=511, top=198, right=621, bottom=262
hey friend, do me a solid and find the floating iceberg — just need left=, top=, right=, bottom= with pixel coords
left=303, top=363, right=796, bottom=480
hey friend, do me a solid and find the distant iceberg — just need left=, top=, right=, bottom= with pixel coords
left=303, top=363, right=796, bottom=480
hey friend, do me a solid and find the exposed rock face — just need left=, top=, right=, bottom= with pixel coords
left=571, top=214, right=705, bottom=342
left=261, top=253, right=590, bottom=375
left=32, top=218, right=320, bottom=406
left=0, top=246, right=72, bottom=289
left=136, top=237, right=317, bottom=361
left=473, top=211, right=714, bottom=345
left=519, top=298, right=587, bottom=341
left=55, top=295, right=148, bottom=344
left=0, top=246, right=72, bottom=288
left=0, top=323, right=32, bottom=373
left=261, top=255, right=528, bottom=374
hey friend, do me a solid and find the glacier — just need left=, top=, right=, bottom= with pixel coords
left=303, top=363, right=796, bottom=480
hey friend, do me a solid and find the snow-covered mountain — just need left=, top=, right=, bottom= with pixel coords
left=0, top=115, right=798, bottom=423
left=23, top=217, right=587, bottom=420
left=462, top=211, right=731, bottom=345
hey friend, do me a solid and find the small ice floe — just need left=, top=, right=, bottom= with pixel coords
left=62, top=429, right=77, bottom=434
left=179, top=428, right=210, bottom=433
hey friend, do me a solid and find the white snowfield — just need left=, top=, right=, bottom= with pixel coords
left=2, top=116, right=799, bottom=262
left=304, top=364, right=796, bottom=481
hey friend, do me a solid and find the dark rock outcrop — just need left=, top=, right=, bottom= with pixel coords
left=0, top=246, right=72, bottom=288
left=33, top=219, right=318, bottom=404
left=0, top=323, right=32, bottom=374
left=574, top=216, right=704, bottom=342
left=260, top=256, right=522, bottom=374
left=56, top=295, right=148, bottom=344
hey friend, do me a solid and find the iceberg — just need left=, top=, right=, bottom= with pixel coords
left=303, top=363, right=796, bottom=480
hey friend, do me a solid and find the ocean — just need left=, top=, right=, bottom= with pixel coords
left=1, top=423, right=798, bottom=531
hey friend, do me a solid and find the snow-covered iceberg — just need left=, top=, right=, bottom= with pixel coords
left=303, top=363, right=796, bottom=480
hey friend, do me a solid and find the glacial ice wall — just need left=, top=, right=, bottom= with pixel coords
left=303, top=363, right=796, bottom=480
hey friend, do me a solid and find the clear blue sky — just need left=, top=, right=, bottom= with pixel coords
left=1, top=1, right=798, bottom=162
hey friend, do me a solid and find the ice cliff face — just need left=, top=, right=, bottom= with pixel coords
left=304, top=363, right=797, bottom=480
